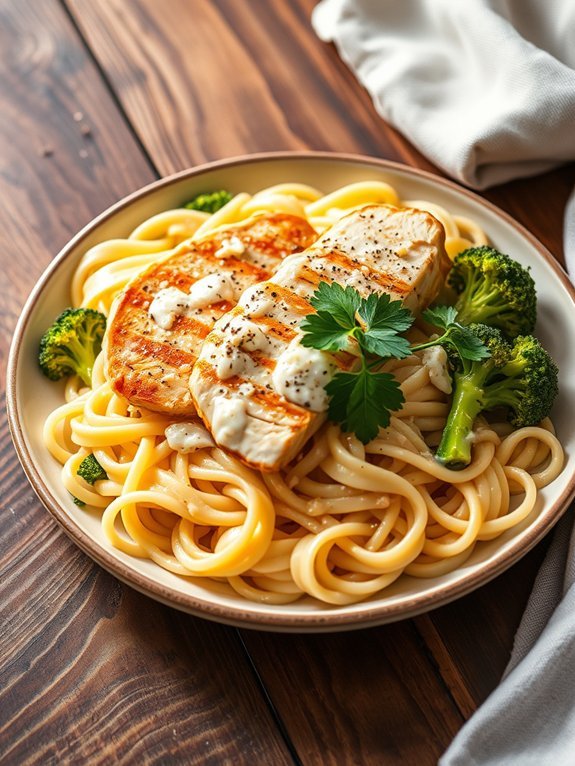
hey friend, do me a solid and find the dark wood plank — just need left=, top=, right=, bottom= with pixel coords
left=65, top=0, right=418, bottom=173
left=241, top=624, right=465, bottom=766
left=0, top=515, right=291, bottom=765
left=0, top=2, right=151, bottom=383
left=414, top=541, right=549, bottom=717
left=484, top=166, right=575, bottom=266
left=0, top=2, right=294, bottom=763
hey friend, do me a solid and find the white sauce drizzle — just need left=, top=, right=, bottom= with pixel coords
left=225, top=315, right=269, bottom=353
left=238, top=285, right=275, bottom=319
left=189, top=272, right=235, bottom=306
left=214, top=235, right=245, bottom=259
left=148, top=273, right=236, bottom=330
left=238, top=382, right=255, bottom=397
left=422, top=346, right=452, bottom=394
left=272, top=339, right=334, bottom=412
left=148, top=287, right=189, bottom=330
left=165, top=422, right=214, bottom=453
left=211, top=396, right=247, bottom=451
left=214, top=342, right=250, bottom=380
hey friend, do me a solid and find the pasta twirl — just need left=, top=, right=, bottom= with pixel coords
left=43, top=182, right=564, bottom=605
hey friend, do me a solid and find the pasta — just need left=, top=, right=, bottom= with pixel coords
left=44, top=181, right=564, bottom=605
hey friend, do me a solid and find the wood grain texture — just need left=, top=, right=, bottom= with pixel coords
left=413, top=540, right=549, bottom=718
left=484, top=167, right=575, bottom=266
left=65, top=0, right=425, bottom=173
left=0, top=523, right=293, bottom=765
left=241, top=623, right=465, bottom=766
left=0, top=2, right=294, bottom=764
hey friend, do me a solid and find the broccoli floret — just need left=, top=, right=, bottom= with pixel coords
left=77, top=454, right=108, bottom=485
left=39, top=307, right=106, bottom=387
left=436, top=325, right=558, bottom=468
left=448, top=246, right=537, bottom=338
left=184, top=190, right=233, bottom=214
left=72, top=495, right=86, bottom=507
left=485, top=335, right=559, bottom=427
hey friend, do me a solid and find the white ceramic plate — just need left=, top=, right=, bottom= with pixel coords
left=7, top=152, right=575, bottom=632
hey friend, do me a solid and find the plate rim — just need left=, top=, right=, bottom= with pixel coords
left=7, top=150, right=575, bottom=631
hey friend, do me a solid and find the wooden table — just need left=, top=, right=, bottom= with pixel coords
left=2, top=2, right=574, bottom=763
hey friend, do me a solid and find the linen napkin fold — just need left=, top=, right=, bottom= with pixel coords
left=312, top=0, right=575, bottom=189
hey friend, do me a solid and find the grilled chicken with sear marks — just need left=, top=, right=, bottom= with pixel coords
left=190, top=204, right=451, bottom=471
left=105, top=213, right=317, bottom=415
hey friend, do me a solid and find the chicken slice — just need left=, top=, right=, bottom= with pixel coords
left=190, top=204, right=451, bottom=471
left=104, top=213, right=317, bottom=415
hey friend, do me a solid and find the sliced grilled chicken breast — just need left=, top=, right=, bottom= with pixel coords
left=105, top=214, right=317, bottom=415
left=190, top=204, right=451, bottom=471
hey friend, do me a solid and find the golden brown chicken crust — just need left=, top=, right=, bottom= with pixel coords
left=105, top=213, right=317, bottom=415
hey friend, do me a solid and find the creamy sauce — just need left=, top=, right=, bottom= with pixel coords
left=148, top=273, right=236, bottom=330
left=238, top=285, right=275, bottom=318
left=272, top=339, right=334, bottom=412
left=214, top=235, right=245, bottom=259
left=209, top=314, right=269, bottom=382
left=422, top=346, right=452, bottom=394
left=165, top=422, right=214, bottom=453
left=211, top=396, right=247, bottom=451
left=148, top=287, right=190, bottom=330
left=223, top=315, right=269, bottom=353
left=189, top=272, right=235, bottom=306
left=238, top=382, right=255, bottom=397
left=213, top=342, right=251, bottom=380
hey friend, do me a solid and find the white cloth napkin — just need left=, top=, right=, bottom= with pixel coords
left=312, top=0, right=575, bottom=189
left=314, top=2, right=575, bottom=762
left=440, top=512, right=575, bottom=765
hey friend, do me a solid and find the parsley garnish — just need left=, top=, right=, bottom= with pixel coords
left=416, top=306, right=492, bottom=361
left=300, top=283, right=489, bottom=444
left=325, top=368, right=405, bottom=444
left=301, top=282, right=414, bottom=358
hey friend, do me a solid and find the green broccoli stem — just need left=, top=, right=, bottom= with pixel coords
left=457, top=299, right=509, bottom=327
left=64, top=335, right=95, bottom=386
left=456, top=270, right=496, bottom=310
left=435, top=375, right=484, bottom=469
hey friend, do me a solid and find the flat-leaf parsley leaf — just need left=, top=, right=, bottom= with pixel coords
left=307, top=281, right=361, bottom=327
left=301, top=284, right=414, bottom=442
left=300, top=282, right=362, bottom=352
left=326, top=367, right=405, bottom=444
left=418, top=306, right=491, bottom=361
